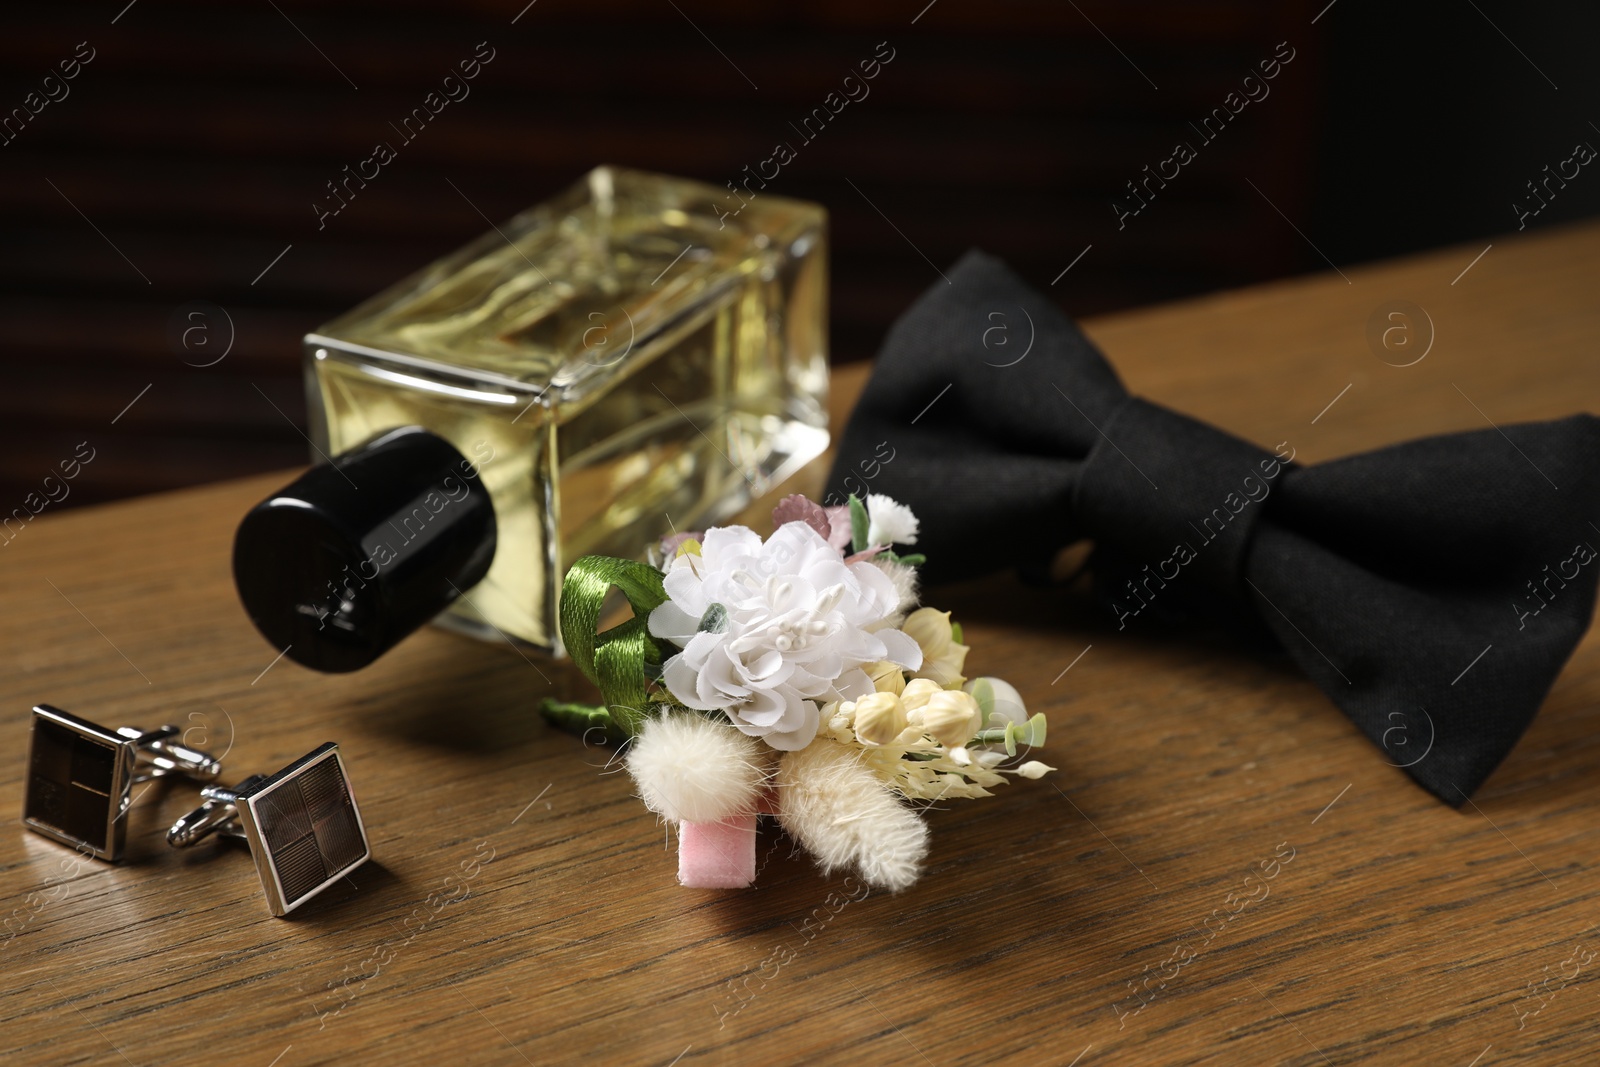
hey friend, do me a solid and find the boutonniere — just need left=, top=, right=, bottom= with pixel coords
left=542, top=493, right=1052, bottom=891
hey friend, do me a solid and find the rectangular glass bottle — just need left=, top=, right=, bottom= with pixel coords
left=304, top=166, right=829, bottom=653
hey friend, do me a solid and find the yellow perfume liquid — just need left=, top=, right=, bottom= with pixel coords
left=303, top=167, right=829, bottom=654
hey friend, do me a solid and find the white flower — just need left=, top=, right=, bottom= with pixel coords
left=866, top=494, right=919, bottom=547
left=648, top=522, right=923, bottom=750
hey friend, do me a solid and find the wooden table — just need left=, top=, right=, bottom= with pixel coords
left=5, top=222, right=1600, bottom=1066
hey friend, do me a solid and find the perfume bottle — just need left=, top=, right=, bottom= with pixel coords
left=234, top=166, right=828, bottom=671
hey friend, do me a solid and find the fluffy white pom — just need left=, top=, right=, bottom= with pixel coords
left=776, top=739, right=929, bottom=892
left=626, top=712, right=773, bottom=823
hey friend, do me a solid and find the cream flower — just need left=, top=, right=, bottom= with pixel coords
left=863, top=660, right=907, bottom=695
left=866, top=494, right=919, bottom=547
left=899, top=677, right=942, bottom=713
left=904, top=607, right=969, bottom=688
left=648, top=522, right=923, bottom=750
left=851, top=691, right=907, bottom=745
left=816, top=709, right=1008, bottom=801
left=915, top=689, right=983, bottom=749
left=901, top=679, right=979, bottom=748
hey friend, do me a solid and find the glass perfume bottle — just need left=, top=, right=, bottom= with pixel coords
left=234, top=166, right=828, bottom=670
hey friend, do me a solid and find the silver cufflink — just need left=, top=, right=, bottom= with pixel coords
left=23, top=704, right=223, bottom=861
left=167, top=742, right=371, bottom=916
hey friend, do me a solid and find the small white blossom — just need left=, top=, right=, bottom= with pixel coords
left=866, top=494, right=919, bottom=547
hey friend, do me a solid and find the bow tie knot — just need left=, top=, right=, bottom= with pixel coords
left=1076, top=395, right=1284, bottom=595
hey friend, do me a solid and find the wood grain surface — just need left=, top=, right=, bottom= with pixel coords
left=4, top=222, right=1600, bottom=1066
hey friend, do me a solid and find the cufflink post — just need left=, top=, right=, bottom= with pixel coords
left=165, top=775, right=267, bottom=846
left=116, top=725, right=224, bottom=784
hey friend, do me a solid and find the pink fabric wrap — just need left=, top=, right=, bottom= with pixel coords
left=678, top=815, right=757, bottom=888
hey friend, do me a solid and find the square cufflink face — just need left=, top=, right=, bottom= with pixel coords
left=235, top=742, right=370, bottom=916
left=23, top=705, right=137, bottom=861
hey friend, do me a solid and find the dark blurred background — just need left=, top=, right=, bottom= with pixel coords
left=3, top=0, right=1597, bottom=509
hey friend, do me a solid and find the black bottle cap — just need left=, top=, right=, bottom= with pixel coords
left=233, top=426, right=497, bottom=673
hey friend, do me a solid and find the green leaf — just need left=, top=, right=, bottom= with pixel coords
left=698, top=602, right=729, bottom=633
left=894, top=553, right=926, bottom=567
left=949, top=620, right=964, bottom=644
left=849, top=494, right=870, bottom=553
left=1026, top=712, right=1048, bottom=747
left=974, top=713, right=1050, bottom=756
left=969, top=677, right=994, bottom=724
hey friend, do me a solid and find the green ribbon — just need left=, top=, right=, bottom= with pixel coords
left=553, top=554, right=670, bottom=742
left=537, top=698, right=629, bottom=744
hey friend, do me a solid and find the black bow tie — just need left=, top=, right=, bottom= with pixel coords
left=827, top=250, right=1600, bottom=805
